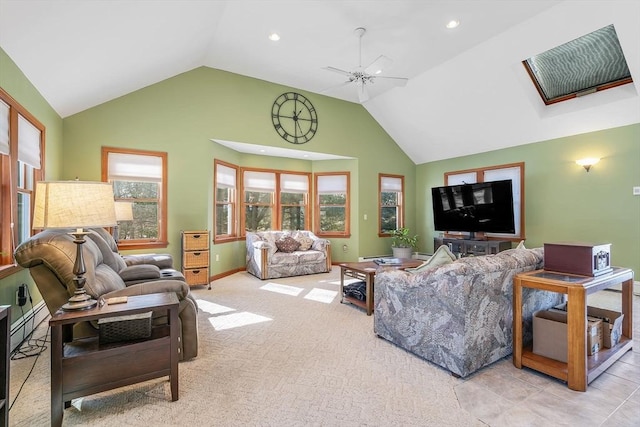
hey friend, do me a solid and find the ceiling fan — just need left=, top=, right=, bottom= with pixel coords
left=323, top=27, right=408, bottom=103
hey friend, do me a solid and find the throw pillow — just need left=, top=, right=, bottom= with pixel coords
left=296, top=235, right=314, bottom=251
left=406, top=245, right=457, bottom=273
left=516, top=240, right=526, bottom=249
left=275, top=236, right=301, bottom=253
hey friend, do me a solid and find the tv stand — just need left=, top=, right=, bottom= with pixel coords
left=434, top=237, right=511, bottom=257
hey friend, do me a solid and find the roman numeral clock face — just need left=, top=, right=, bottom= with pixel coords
left=271, top=92, right=318, bottom=144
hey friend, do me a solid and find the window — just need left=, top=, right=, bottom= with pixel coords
left=241, top=168, right=311, bottom=234
left=214, top=160, right=238, bottom=242
left=445, top=162, right=524, bottom=240
left=315, top=172, right=350, bottom=237
left=102, top=147, right=167, bottom=249
left=242, top=170, right=275, bottom=233
left=379, top=174, right=404, bottom=235
left=0, top=88, right=45, bottom=275
left=523, top=24, right=633, bottom=105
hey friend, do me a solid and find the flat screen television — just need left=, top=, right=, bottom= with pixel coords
left=431, top=179, right=515, bottom=238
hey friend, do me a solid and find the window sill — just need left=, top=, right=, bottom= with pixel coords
left=117, top=241, right=169, bottom=251
left=0, top=264, right=21, bottom=280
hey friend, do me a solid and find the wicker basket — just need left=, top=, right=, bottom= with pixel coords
left=98, top=311, right=152, bottom=344
left=183, top=231, right=209, bottom=251
left=184, top=251, right=209, bottom=268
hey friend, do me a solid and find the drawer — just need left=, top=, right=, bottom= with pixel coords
left=183, top=250, right=209, bottom=268
left=184, top=268, right=209, bottom=286
left=182, top=231, right=209, bottom=251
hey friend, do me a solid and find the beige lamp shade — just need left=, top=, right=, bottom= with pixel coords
left=33, top=181, right=117, bottom=229
left=114, top=201, right=134, bottom=221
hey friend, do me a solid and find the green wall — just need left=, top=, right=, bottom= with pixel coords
left=0, top=47, right=64, bottom=319
left=62, top=66, right=416, bottom=273
left=417, top=124, right=640, bottom=275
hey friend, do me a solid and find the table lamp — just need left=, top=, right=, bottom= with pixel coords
left=32, top=181, right=117, bottom=311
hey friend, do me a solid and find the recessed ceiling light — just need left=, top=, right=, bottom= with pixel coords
left=269, top=33, right=280, bottom=41
left=446, top=20, right=460, bottom=29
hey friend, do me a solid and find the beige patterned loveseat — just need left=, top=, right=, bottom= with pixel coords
left=246, top=231, right=331, bottom=280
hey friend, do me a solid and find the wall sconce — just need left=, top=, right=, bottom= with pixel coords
left=575, top=157, right=600, bottom=172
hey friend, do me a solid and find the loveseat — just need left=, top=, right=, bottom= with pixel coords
left=246, top=230, right=331, bottom=280
left=14, top=228, right=199, bottom=360
left=374, top=247, right=562, bottom=377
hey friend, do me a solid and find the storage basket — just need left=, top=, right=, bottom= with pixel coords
left=183, top=231, right=209, bottom=251
left=184, top=268, right=209, bottom=285
left=98, top=311, right=152, bottom=344
left=184, top=250, right=209, bottom=268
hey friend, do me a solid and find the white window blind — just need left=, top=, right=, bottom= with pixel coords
left=244, top=171, right=275, bottom=192
left=281, top=174, right=308, bottom=193
left=0, top=100, right=9, bottom=155
left=18, top=114, right=41, bottom=168
left=447, top=172, right=477, bottom=185
left=381, top=176, right=402, bottom=192
left=108, top=152, right=162, bottom=182
left=217, top=164, right=236, bottom=188
left=317, top=175, right=347, bottom=193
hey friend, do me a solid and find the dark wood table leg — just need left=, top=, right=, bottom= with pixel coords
left=169, top=305, right=179, bottom=401
left=50, top=324, right=63, bottom=427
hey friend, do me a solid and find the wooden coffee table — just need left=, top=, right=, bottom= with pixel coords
left=339, top=259, right=423, bottom=315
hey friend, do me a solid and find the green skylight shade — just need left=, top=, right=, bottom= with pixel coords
left=523, top=24, right=633, bottom=105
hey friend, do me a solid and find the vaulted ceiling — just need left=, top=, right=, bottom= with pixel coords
left=1, top=1, right=638, bottom=164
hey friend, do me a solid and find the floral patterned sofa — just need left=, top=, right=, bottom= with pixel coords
left=246, top=230, right=331, bottom=280
left=374, top=247, right=562, bottom=378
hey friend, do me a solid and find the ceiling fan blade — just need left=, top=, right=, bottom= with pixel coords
left=323, top=66, right=353, bottom=77
left=320, top=80, right=352, bottom=94
left=356, top=80, right=369, bottom=103
left=374, top=75, right=409, bottom=87
left=364, top=55, right=393, bottom=76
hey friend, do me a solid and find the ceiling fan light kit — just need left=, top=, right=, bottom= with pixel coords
left=323, top=26, right=408, bottom=103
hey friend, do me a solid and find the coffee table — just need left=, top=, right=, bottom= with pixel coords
left=339, top=259, right=423, bottom=315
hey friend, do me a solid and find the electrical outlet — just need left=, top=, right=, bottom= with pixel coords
left=215, top=254, right=220, bottom=262
left=633, top=186, right=640, bottom=196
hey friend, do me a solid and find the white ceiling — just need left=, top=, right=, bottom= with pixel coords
left=1, top=1, right=639, bottom=164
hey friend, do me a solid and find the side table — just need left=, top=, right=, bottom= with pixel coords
left=339, top=259, right=422, bottom=315
left=49, top=292, right=179, bottom=427
left=513, top=267, right=633, bottom=391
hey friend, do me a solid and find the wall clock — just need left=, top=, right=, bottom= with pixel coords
left=271, top=92, right=318, bottom=144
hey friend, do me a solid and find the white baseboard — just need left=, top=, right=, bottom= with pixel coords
left=10, top=301, right=49, bottom=353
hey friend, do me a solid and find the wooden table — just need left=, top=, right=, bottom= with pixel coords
left=49, top=293, right=179, bottom=427
left=339, top=259, right=423, bottom=315
left=513, top=267, right=633, bottom=391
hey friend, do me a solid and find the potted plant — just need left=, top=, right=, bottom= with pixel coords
left=390, top=227, right=418, bottom=259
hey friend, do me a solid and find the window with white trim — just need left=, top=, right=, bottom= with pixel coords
left=102, top=147, right=167, bottom=249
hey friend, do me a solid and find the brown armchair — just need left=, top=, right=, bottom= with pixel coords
left=14, top=229, right=199, bottom=360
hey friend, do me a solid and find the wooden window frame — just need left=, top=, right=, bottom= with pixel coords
left=0, top=87, right=45, bottom=278
left=214, top=160, right=238, bottom=243
left=240, top=167, right=311, bottom=236
left=314, top=172, right=350, bottom=238
left=101, top=146, right=168, bottom=250
left=378, top=173, right=405, bottom=237
left=444, top=162, right=525, bottom=241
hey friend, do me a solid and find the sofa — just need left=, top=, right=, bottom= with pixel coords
left=246, top=230, right=331, bottom=280
left=374, top=247, right=562, bottom=378
left=14, top=228, right=199, bottom=360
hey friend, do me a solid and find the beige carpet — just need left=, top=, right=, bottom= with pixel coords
left=8, top=268, right=482, bottom=426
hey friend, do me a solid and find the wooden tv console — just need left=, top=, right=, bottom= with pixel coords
left=434, top=237, right=511, bottom=257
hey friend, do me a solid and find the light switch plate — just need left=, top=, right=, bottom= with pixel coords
left=633, top=187, right=640, bottom=196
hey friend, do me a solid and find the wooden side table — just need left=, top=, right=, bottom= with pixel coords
left=513, top=267, right=633, bottom=391
left=339, top=259, right=422, bottom=315
left=49, top=293, right=179, bottom=427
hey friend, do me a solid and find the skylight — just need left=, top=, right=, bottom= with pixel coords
left=523, top=24, right=633, bottom=105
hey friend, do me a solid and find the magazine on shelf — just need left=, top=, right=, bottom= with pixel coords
left=373, top=258, right=403, bottom=265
